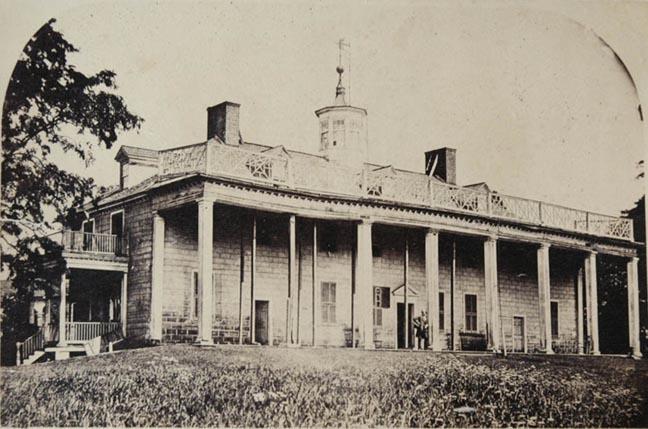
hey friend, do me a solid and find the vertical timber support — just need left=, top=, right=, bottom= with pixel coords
left=628, top=257, right=642, bottom=359
left=150, top=212, right=165, bottom=342
left=404, top=232, right=409, bottom=349
left=312, top=221, right=318, bottom=346
left=58, top=272, right=68, bottom=346
left=121, top=272, right=128, bottom=336
left=537, top=243, right=553, bottom=354
left=288, top=215, right=297, bottom=345
left=450, top=238, right=457, bottom=350
left=357, top=219, right=374, bottom=350
left=576, top=267, right=584, bottom=354
left=484, top=236, right=501, bottom=352
left=250, top=215, right=257, bottom=344
left=197, top=198, right=214, bottom=345
left=585, top=251, right=600, bottom=355
left=425, top=229, right=441, bottom=351
left=238, top=216, right=245, bottom=345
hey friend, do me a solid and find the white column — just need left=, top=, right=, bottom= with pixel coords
left=628, top=257, right=642, bottom=359
left=150, top=212, right=165, bottom=341
left=58, top=272, right=68, bottom=346
left=250, top=215, right=257, bottom=344
left=121, top=272, right=128, bottom=336
left=312, top=221, right=318, bottom=346
left=197, top=198, right=214, bottom=345
left=357, top=219, right=374, bottom=350
left=585, top=251, right=600, bottom=355
left=576, top=267, right=584, bottom=354
left=484, top=236, right=501, bottom=351
left=425, top=229, right=441, bottom=351
left=537, top=243, right=553, bottom=354
left=288, top=215, right=298, bottom=345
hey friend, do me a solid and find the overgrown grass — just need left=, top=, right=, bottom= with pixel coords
left=1, top=345, right=646, bottom=427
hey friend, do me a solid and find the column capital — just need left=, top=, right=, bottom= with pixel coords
left=359, top=216, right=373, bottom=226
left=426, top=228, right=440, bottom=235
left=196, top=196, right=216, bottom=205
left=485, top=235, right=498, bottom=243
left=538, top=242, right=551, bottom=250
left=586, top=248, right=598, bottom=256
left=629, top=256, right=639, bottom=263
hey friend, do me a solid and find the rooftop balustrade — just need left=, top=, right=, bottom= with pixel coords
left=158, top=142, right=633, bottom=241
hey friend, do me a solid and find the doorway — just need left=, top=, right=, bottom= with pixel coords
left=513, top=316, right=525, bottom=352
left=397, top=303, right=414, bottom=349
left=254, top=300, right=270, bottom=345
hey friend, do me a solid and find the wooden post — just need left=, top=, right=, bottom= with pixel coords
left=425, top=229, right=440, bottom=351
left=576, top=267, right=584, bottom=354
left=288, top=215, right=297, bottom=345
left=404, top=232, right=409, bottom=349
left=537, top=243, right=553, bottom=354
left=150, top=212, right=165, bottom=342
left=351, top=225, right=356, bottom=348
left=312, top=221, right=318, bottom=346
left=58, top=272, right=67, bottom=346
left=450, top=238, right=456, bottom=350
left=197, top=198, right=214, bottom=345
left=484, top=236, right=501, bottom=351
left=357, top=219, right=374, bottom=349
left=297, top=221, right=302, bottom=345
left=585, top=251, right=600, bottom=355
left=250, top=215, right=257, bottom=344
left=627, top=257, right=642, bottom=359
left=238, top=215, right=245, bottom=345
left=121, top=272, right=128, bottom=336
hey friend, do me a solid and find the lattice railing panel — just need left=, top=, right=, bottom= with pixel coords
left=209, top=144, right=289, bottom=184
left=491, top=194, right=542, bottom=224
left=364, top=171, right=430, bottom=205
left=291, top=156, right=362, bottom=195
left=541, top=203, right=588, bottom=232
left=159, top=144, right=207, bottom=175
left=430, top=182, right=488, bottom=214
left=587, top=213, right=632, bottom=240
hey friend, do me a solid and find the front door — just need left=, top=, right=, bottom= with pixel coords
left=254, top=300, right=269, bottom=345
left=397, top=303, right=414, bottom=349
left=513, top=316, right=525, bottom=352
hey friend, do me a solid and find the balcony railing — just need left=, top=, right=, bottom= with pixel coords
left=61, top=230, right=127, bottom=256
left=158, top=142, right=634, bottom=241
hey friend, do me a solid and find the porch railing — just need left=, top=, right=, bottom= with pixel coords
left=61, top=230, right=127, bottom=256
left=65, top=322, right=121, bottom=341
left=16, top=327, right=44, bottom=365
left=157, top=142, right=634, bottom=241
left=65, top=322, right=122, bottom=342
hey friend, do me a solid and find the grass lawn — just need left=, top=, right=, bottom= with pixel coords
left=1, top=345, right=647, bottom=427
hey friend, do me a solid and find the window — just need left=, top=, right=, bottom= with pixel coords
left=372, top=245, right=382, bottom=257
left=82, top=219, right=95, bottom=234
left=321, top=282, right=336, bottom=324
left=551, top=301, right=559, bottom=338
left=110, top=211, right=124, bottom=238
left=373, top=286, right=390, bottom=326
left=439, top=292, right=445, bottom=331
left=192, top=272, right=199, bottom=319
left=320, top=120, right=329, bottom=150
left=332, top=119, right=345, bottom=147
left=348, top=118, right=360, bottom=147
left=464, top=294, right=477, bottom=332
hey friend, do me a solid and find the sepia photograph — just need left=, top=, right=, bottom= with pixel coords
left=1, top=0, right=647, bottom=427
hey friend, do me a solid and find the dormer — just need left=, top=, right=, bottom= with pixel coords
left=115, top=146, right=159, bottom=189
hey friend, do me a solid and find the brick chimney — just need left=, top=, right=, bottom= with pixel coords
left=425, top=147, right=456, bottom=185
left=207, top=101, right=241, bottom=145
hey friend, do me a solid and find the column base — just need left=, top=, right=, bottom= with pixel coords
left=55, top=351, right=70, bottom=361
left=194, top=339, right=214, bottom=346
left=591, top=350, right=601, bottom=356
left=545, top=349, right=554, bottom=355
left=364, top=343, right=375, bottom=350
left=631, top=348, right=643, bottom=360
left=286, top=342, right=300, bottom=348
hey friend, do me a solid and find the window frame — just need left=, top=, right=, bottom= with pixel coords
left=320, top=281, right=337, bottom=324
left=191, top=271, right=199, bottom=320
left=438, top=292, right=445, bottom=331
left=373, top=286, right=390, bottom=326
left=550, top=300, right=559, bottom=339
left=109, top=209, right=125, bottom=238
left=464, top=293, right=478, bottom=333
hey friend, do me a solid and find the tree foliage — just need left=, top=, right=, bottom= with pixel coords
left=1, top=19, right=142, bottom=352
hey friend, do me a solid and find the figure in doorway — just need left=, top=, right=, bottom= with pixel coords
left=413, top=310, right=429, bottom=350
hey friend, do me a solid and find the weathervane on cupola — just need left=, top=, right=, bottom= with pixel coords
left=315, top=38, right=368, bottom=167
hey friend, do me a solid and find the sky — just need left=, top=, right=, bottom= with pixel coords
left=1, top=0, right=647, bottom=217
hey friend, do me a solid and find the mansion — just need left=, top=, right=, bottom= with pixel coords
left=17, top=67, right=642, bottom=363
